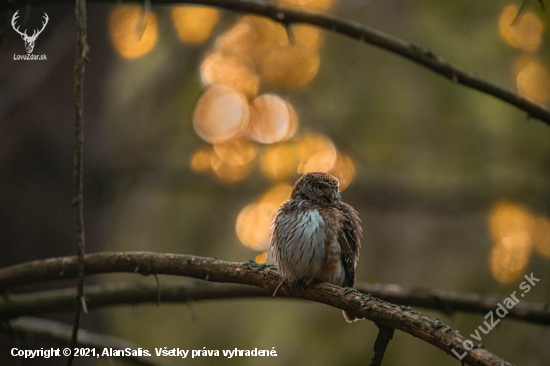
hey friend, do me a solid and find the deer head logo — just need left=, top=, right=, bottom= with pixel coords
left=11, top=11, right=49, bottom=54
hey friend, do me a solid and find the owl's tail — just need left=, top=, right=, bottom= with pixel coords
left=343, top=310, right=363, bottom=323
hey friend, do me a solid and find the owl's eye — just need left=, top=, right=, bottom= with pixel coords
left=316, top=184, right=324, bottom=191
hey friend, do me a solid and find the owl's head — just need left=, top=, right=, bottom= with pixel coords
left=291, top=172, right=341, bottom=205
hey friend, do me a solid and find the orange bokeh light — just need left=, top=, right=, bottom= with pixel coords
left=489, top=200, right=534, bottom=243
left=276, top=0, right=338, bottom=11
left=108, top=5, right=158, bottom=59
left=236, top=184, right=293, bottom=250
left=512, top=54, right=533, bottom=77
left=210, top=151, right=251, bottom=183
left=488, top=200, right=534, bottom=283
left=297, top=133, right=337, bottom=174
left=259, top=184, right=293, bottom=207
left=189, top=148, right=213, bottom=173
left=260, top=143, right=297, bottom=180
left=255, top=252, right=268, bottom=263
left=260, top=48, right=321, bottom=90
left=329, top=153, right=356, bottom=191
left=242, top=15, right=290, bottom=49
left=213, top=15, right=323, bottom=90
left=235, top=203, right=274, bottom=250
left=293, top=25, right=324, bottom=51
left=193, top=85, right=250, bottom=144
left=213, top=139, right=258, bottom=166
left=200, top=51, right=260, bottom=97
left=248, top=94, right=298, bottom=144
left=215, top=16, right=287, bottom=63
left=516, top=61, right=550, bottom=104
left=490, top=232, right=532, bottom=283
left=171, top=6, right=220, bottom=45
left=499, top=4, right=545, bottom=52
left=533, top=215, right=550, bottom=258
left=214, top=16, right=260, bottom=60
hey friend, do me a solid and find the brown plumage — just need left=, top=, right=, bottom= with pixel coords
left=269, top=172, right=362, bottom=322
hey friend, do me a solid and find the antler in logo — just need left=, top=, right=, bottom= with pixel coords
left=11, top=11, right=49, bottom=54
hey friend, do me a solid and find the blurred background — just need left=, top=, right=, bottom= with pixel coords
left=1, top=0, right=549, bottom=365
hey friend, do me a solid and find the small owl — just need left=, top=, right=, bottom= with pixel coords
left=269, top=172, right=362, bottom=322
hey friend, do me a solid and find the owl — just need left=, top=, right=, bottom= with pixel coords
left=269, top=172, right=362, bottom=322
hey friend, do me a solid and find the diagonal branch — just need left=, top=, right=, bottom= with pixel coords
left=0, top=252, right=514, bottom=366
left=10, top=0, right=550, bottom=126
left=369, top=324, right=394, bottom=366
left=0, top=280, right=548, bottom=326
left=2, top=317, right=168, bottom=366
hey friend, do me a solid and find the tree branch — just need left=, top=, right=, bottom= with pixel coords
left=67, top=0, right=88, bottom=364
left=6, top=0, right=550, bottom=126
left=0, top=252, right=513, bottom=366
left=1, top=279, right=548, bottom=327
left=0, top=281, right=269, bottom=320
left=2, top=317, right=168, bottom=366
left=355, top=282, right=550, bottom=326
left=369, top=324, right=394, bottom=366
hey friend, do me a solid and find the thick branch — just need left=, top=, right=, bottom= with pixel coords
left=0, top=252, right=512, bottom=366
left=8, top=0, right=550, bottom=126
left=1, top=280, right=548, bottom=327
left=2, top=317, right=167, bottom=366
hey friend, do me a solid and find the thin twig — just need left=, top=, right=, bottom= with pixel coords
left=136, top=0, right=151, bottom=40
left=369, top=324, right=394, bottom=366
left=0, top=251, right=515, bottom=366
left=272, top=280, right=285, bottom=298
left=13, top=0, right=550, bottom=126
left=154, top=273, right=161, bottom=307
left=511, top=1, right=529, bottom=26
left=2, top=317, right=168, bottom=366
left=354, top=282, right=550, bottom=326
left=0, top=281, right=270, bottom=319
left=67, top=0, right=88, bottom=364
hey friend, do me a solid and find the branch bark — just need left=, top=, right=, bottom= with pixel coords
left=7, top=0, right=550, bottom=126
left=0, top=252, right=514, bottom=366
left=1, top=279, right=548, bottom=326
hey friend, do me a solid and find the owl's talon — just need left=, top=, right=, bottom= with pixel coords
left=272, top=280, right=285, bottom=298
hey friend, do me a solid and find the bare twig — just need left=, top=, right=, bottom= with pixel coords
left=154, top=273, right=161, bottom=307
left=2, top=317, right=167, bottom=366
left=0, top=252, right=515, bottom=366
left=12, top=0, right=550, bottom=126
left=369, top=324, right=394, bottom=366
left=67, top=0, right=88, bottom=364
left=355, top=282, right=550, bottom=326
left=511, top=1, right=529, bottom=26
left=0, top=280, right=270, bottom=319
left=1, top=280, right=548, bottom=326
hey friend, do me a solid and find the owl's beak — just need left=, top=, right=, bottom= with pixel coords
left=328, top=191, right=335, bottom=203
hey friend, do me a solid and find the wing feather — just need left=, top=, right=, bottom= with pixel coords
left=337, top=202, right=362, bottom=287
